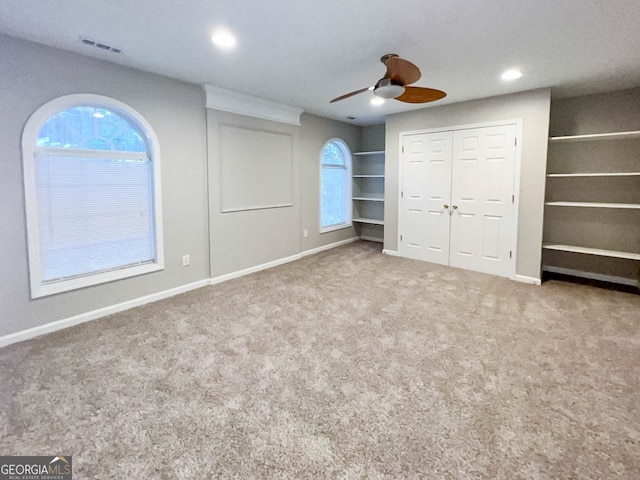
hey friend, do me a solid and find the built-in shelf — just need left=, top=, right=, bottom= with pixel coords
left=353, top=196, right=384, bottom=202
left=353, top=150, right=385, bottom=156
left=544, top=110, right=640, bottom=287
left=545, top=201, right=640, bottom=209
left=547, top=172, right=640, bottom=178
left=352, top=147, right=385, bottom=242
left=549, top=130, right=640, bottom=143
left=543, top=244, right=640, bottom=261
left=353, top=217, right=384, bottom=225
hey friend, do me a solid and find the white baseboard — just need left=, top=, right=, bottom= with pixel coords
left=209, top=253, right=301, bottom=285
left=1, top=237, right=359, bottom=349
left=301, top=237, right=359, bottom=257
left=512, top=274, right=542, bottom=285
left=0, top=279, right=210, bottom=349
left=359, top=235, right=383, bottom=243
left=209, top=237, right=358, bottom=285
left=382, top=249, right=399, bottom=256
left=542, top=265, right=638, bottom=287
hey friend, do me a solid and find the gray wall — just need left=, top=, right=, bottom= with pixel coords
left=0, top=33, right=557, bottom=339
left=206, top=110, right=360, bottom=277
left=0, top=35, right=362, bottom=338
left=384, top=89, right=551, bottom=279
left=549, top=87, right=640, bottom=136
left=299, top=113, right=361, bottom=252
left=0, top=35, right=209, bottom=337
left=362, top=124, right=385, bottom=151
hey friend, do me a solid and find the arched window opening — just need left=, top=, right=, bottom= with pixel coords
left=22, top=94, right=163, bottom=298
left=320, top=139, right=352, bottom=232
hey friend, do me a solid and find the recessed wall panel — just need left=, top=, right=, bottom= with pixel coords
left=219, top=124, right=293, bottom=212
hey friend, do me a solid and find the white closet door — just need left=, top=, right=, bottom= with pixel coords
left=399, top=131, right=452, bottom=264
left=449, top=125, right=516, bottom=276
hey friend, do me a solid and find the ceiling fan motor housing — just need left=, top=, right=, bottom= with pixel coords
left=374, top=78, right=406, bottom=99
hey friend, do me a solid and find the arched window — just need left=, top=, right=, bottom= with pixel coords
left=22, top=94, right=163, bottom=298
left=320, top=139, right=352, bottom=232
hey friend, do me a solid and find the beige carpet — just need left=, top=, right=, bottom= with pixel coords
left=1, top=241, right=639, bottom=479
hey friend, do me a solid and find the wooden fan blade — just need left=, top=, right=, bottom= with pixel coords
left=395, top=86, right=446, bottom=103
left=330, top=87, right=371, bottom=103
left=385, top=56, right=421, bottom=85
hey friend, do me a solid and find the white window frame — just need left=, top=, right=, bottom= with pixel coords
left=319, top=138, right=352, bottom=233
left=22, top=94, right=164, bottom=298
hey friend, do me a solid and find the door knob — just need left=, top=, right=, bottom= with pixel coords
left=452, top=205, right=458, bottom=210
left=444, top=204, right=449, bottom=209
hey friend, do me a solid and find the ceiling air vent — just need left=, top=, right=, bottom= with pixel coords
left=80, top=37, right=122, bottom=54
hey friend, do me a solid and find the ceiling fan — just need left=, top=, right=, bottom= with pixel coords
left=330, top=54, right=446, bottom=104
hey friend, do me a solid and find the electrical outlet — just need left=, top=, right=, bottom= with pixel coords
left=303, top=229, right=308, bottom=238
left=182, top=254, right=191, bottom=267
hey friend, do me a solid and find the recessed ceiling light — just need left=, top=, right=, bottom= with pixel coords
left=501, top=69, right=522, bottom=81
left=371, top=97, right=385, bottom=106
left=211, top=29, right=237, bottom=49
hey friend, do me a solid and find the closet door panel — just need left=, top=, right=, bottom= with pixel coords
left=399, top=131, right=452, bottom=264
left=450, top=133, right=482, bottom=270
left=450, top=125, right=516, bottom=276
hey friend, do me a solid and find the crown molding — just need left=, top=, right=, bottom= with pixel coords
left=203, top=84, right=304, bottom=126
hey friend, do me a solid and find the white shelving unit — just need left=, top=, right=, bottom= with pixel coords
left=547, top=172, right=640, bottom=178
left=353, top=217, right=385, bottom=226
left=543, top=129, right=640, bottom=286
left=543, top=244, right=640, bottom=261
left=352, top=150, right=385, bottom=242
left=545, top=201, right=640, bottom=209
left=549, top=131, right=640, bottom=142
left=353, top=150, right=385, bottom=155
left=353, top=196, right=384, bottom=202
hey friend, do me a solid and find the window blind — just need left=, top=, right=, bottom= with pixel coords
left=35, top=153, right=156, bottom=282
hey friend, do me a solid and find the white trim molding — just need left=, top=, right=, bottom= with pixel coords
left=22, top=93, right=165, bottom=299
left=382, top=249, right=399, bottom=256
left=319, top=138, right=353, bottom=233
left=210, top=237, right=359, bottom=285
left=301, top=237, right=359, bottom=257
left=512, top=274, right=542, bottom=285
left=0, top=279, right=210, bottom=349
left=209, top=253, right=302, bottom=286
left=204, top=84, right=304, bottom=126
left=1, top=237, right=358, bottom=349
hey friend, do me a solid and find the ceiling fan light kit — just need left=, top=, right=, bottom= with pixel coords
left=373, top=78, right=405, bottom=99
left=330, top=53, right=447, bottom=105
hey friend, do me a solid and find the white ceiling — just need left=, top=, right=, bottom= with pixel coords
left=1, top=0, right=639, bottom=125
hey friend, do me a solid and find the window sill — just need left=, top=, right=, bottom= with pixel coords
left=31, top=261, right=164, bottom=299
left=319, top=222, right=353, bottom=234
